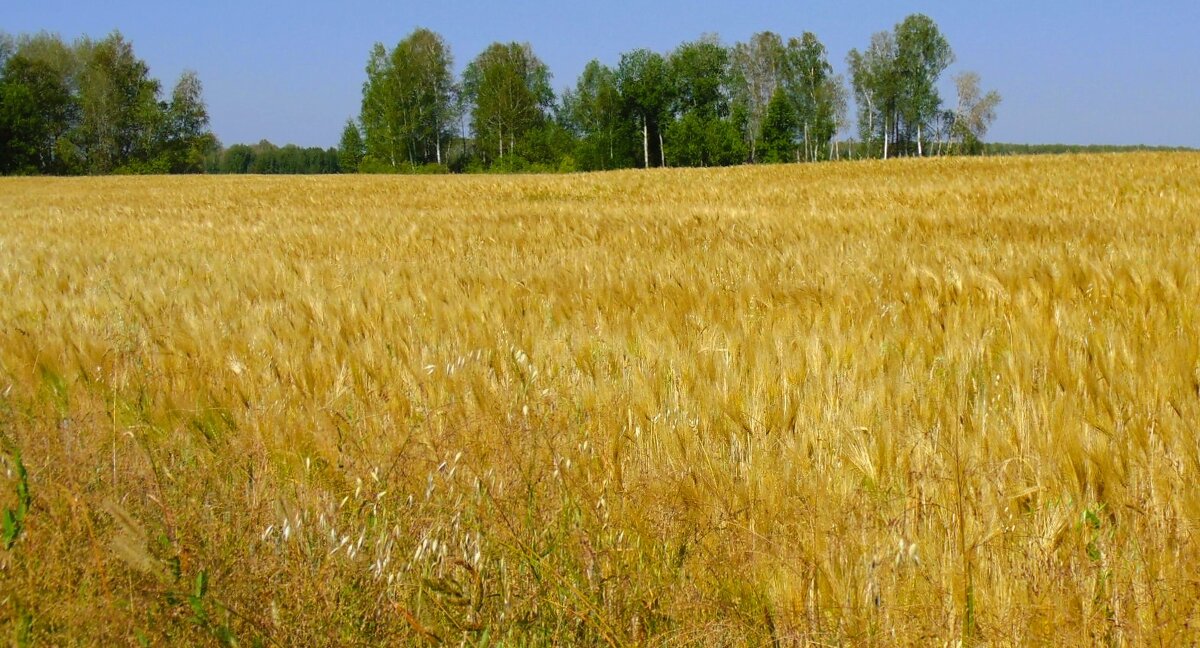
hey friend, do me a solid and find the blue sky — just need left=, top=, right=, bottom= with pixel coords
left=9, top=1, right=1199, bottom=148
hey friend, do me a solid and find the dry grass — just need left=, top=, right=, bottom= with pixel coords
left=1, top=153, right=1199, bottom=645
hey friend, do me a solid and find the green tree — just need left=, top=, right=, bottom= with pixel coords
left=248, top=140, right=278, bottom=173
left=668, top=36, right=729, bottom=120
left=521, top=117, right=578, bottom=172
left=847, top=31, right=899, bottom=158
left=219, top=143, right=254, bottom=173
left=759, top=87, right=798, bottom=163
left=0, top=30, right=220, bottom=176
left=665, top=113, right=745, bottom=167
left=849, top=15, right=954, bottom=159
left=338, top=119, right=365, bottom=172
left=75, top=32, right=165, bottom=173
left=616, top=48, right=672, bottom=168
left=360, top=43, right=400, bottom=168
left=729, top=32, right=786, bottom=162
left=0, top=53, right=76, bottom=174
left=664, top=36, right=742, bottom=168
left=360, top=28, right=457, bottom=171
left=462, top=42, right=553, bottom=166
left=159, top=70, right=216, bottom=173
left=563, top=59, right=635, bottom=170
left=894, top=14, right=954, bottom=155
left=397, top=28, right=456, bottom=166
left=1, top=32, right=83, bottom=173
left=783, top=33, right=837, bottom=161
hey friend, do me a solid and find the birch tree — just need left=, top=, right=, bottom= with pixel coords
left=462, top=42, right=553, bottom=165
left=75, top=33, right=163, bottom=173
left=729, top=32, right=785, bottom=162
left=359, top=29, right=456, bottom=170
left=847, top=31, right=898, bottom=159
left=848, top=15, right=954, bottom=159
left=828, top=75, right=850, bottom=160
left=616, top=48, right=671, bottom=168
left=564, top=60, right=634, bottom=170
left=894, top=14, right=953, bottom=156
left=952, top=71, right=1001, bottom=154
left=360, top=43, right=402, bottom=168
left=160, top=70, right=216, bottom=173
left=397, top=29, right=455, bottom=166
left=783, top=32, right=837, bottom=161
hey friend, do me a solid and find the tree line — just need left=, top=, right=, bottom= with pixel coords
left=0, top=31, right=215, bottom=175
left=344, top=14, right=1002, bottom=173
left=982, top=143, right=1195, bottom=156
left=1, top=15, right=1002, bottom=176
left=205, top=140, right=340, bottom=174
left=0, top=31, right=344, bottom=176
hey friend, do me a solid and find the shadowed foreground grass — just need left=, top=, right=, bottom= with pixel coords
left=1, top=153, right=1199, bottom=644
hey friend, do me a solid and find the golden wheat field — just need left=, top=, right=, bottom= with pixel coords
left=1, top=153, right=1199, bottom=645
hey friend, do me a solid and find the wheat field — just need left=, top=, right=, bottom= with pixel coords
left=1, top=153, right=1198, bottom=645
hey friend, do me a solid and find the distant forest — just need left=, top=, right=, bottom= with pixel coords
left=204, top=141, right=339, bottom=175
left=0, top=16, right=1174, bottom=177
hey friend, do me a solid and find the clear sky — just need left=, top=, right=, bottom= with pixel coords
left=8, top=1, right=1199, bottom=148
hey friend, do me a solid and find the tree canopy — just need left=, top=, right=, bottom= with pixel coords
left=0, top=31, right=215, bottom=175
left=207, top=140, right=340, bottom=174
left=360, top=28, right=457, bottom=171
left=462, top=42, right=554, bottom=167
left=848, top=14, right=957, bottom=158
left=1, top=15, right=1003, bottom=175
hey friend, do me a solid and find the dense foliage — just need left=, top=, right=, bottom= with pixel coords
left=360, top=28, right=457, bottom=171
left=206, top=140, right=340, bottom=174
left=0, top=31, right=215, bottom=175
left=1, top=15, right=1011, bottom=175
left=349, top=17, right=1000, bottom=173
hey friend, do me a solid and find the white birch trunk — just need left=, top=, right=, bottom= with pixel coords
left=803, top=121, right=810, bottom=162
left=642, top=118, right=649, bottom=169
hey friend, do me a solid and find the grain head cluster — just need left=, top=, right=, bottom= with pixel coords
left=0, top=153, right=1198, bottom=644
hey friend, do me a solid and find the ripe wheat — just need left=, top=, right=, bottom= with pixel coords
left=0, top=153, right=1198, bottom=644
